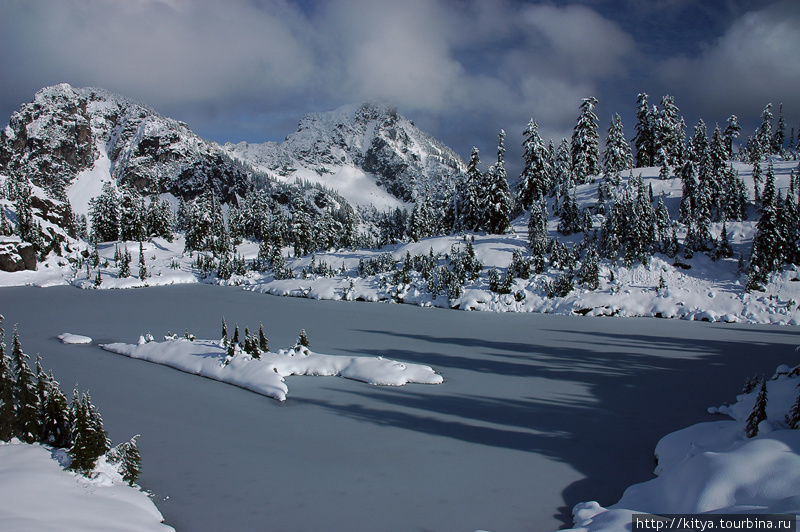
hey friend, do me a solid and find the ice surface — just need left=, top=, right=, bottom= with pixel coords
left=3, top=285, right=799, bottom=532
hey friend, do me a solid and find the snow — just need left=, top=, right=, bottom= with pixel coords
left=0, top=440, right=173, bottom=532
left=58, top=332, right=92, bottom=344
left=563, top=364, right=800, bottom=532
left=101, top=335, right=442, bottom=402
left=67, top=141, right=112, bottom=218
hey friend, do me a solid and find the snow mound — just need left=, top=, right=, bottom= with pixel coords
left=57, top=333, right=92, bottom=345
left=561, top=365, right=800, bottom=531
left=101, top=337, right=443, bottom=401
left=0, top=440, right=173, bottom=532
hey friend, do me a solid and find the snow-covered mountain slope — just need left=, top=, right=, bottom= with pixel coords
left=223, top=102, right=465, bottom=208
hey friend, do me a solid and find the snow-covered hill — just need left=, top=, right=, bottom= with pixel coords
left=223, top=102, right=465, bottom=208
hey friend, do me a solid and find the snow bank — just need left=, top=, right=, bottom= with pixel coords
left=563, top=365, right=800, bottom=532
left=0, top=440, right=173, bottom=532
left=101, top=337, right=443, bottom=401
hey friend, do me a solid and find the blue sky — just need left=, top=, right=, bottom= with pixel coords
left=1, top=0, right=798, bottom=172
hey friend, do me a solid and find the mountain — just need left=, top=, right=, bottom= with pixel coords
left=1, top=85, right=465, bottom=216
left=0, top=83, right=249, bottom=208
left=223, top=102, right=465, bottom=208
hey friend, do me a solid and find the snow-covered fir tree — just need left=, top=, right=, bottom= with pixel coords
left=633, top=93, right=655, bottom=168
left=119, top=185, right=147, bottom=242
left=517, top=118, right=552, bottom=209
left=745, top=377, right=768, bottom=438
left=482, top=129, right=513, bottom=234
left=89, top=181, right=121, bottom=242
left=571, top=97, right=600, bottom=184
left=11, top=326, right=39, bottom=443
left=109, top=435, right=142, bottom=486
left=602, top=113, right=632, bottom=182
left=68, top=391, right=111, bottom=474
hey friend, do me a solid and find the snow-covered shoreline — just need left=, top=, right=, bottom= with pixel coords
left=3, top=161, right=800, bottom=327
left=563, top=364, right=800, bottom=532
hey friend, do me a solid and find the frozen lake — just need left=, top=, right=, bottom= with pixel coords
left=2, top=284, right=797, bottom=532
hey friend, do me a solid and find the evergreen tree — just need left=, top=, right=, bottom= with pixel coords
left=232, top=325, right=240, bottom=345
left=0, top=329, right=15, bottom=442
left=759, top=103, right=774, bottom=155
left=633, top=93, right=655, bottom=167
left=483, top=130, right=513, bottom=234
left=518, top=118, right=552, bottom=208
left=68, top=391, right=110, bottom=474
left=109, top=435, right=142, bottom=486
left=89, top=182, right=121, bottom=242
left=298, top=329, right=310, bottom=348
left=258, top=324, right=269, bottom=352
left=119, top=185, right=147, bottom=242
left=455, top=148, right=483, bottom=231
left=138, top=242, right=147, bottom=280
left=774, top=103, right=785, bottom=153
left=578, top=246, right=600, bottom=289
left=571, top=97, right=600, bottom=183
left=39, top=369, right=72, bottom=448
left=118, top=244, right=131, bottom=278
left=656, top=95, right=684, bottom=167
left=221, top=317, right=229, bottom=346
left=745, top=377, right=768, bottom=438
left=750, top=162, right=783, bottom=277
left=602, top=113, right=633, bottom=182
left=11, top=326, right=39, bottom=443
left=786, top=384, right=800, bottom=429
left=723, top=115, right=741, bottom=159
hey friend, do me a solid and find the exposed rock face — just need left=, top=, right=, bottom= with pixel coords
left=1, top=84, right=248, bottom=203
left=0, top=240, right=37, bottom=272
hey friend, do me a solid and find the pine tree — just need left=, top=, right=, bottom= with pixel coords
left=11, top=326, right=39, bottom=443
left=298, top=329, right=310, bottom=348
left=518, top=118, right=552, bottom=208
left=656, top=95, right=684, bottom=167
left=774, top=103, right=786, bottom=153
left=258, top=324, right=269, bottom=352
left=484, top=130, right=513, bottom=234
left=786, top=384, right=800, bottom=429
left=68, top=392, right=110, bottom=474
left=109, top=435, right=142, bottom=486
left=633, top=93, right=655, bottom=168
left=119, top=185, right=147, bottom=242
left=759, top=104, right=774, bottom=155
left=232, top=325, right=240, bottom=345
left=750, top=162, right=783, bottom=276
left=0, top=329, right=16, bottom=442
left=602, top=113, right=632, bottom=182
left=138, top=241, right=147, bottom=280
left=578, top=246, right=600, bottom=289
left=723, top=115, right=741, bottom=159
left=221, top=317, right=229, bottom=346
left=571, top=97, right=600, bottom=183
left=456, top=148, right=483, bottom=231
left=89, top=182, right=121, bottom=242
left=39, top=369, right=72, bottom=448
left=745, top=377, right=768, bottom=438
left=118, top=244, right=131, bottom=278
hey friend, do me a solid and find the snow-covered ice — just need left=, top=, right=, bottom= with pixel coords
left=58, top=332, right=92, bottom=344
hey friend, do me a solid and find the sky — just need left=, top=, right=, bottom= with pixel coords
left=1, top=0, right=799, bottom=175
